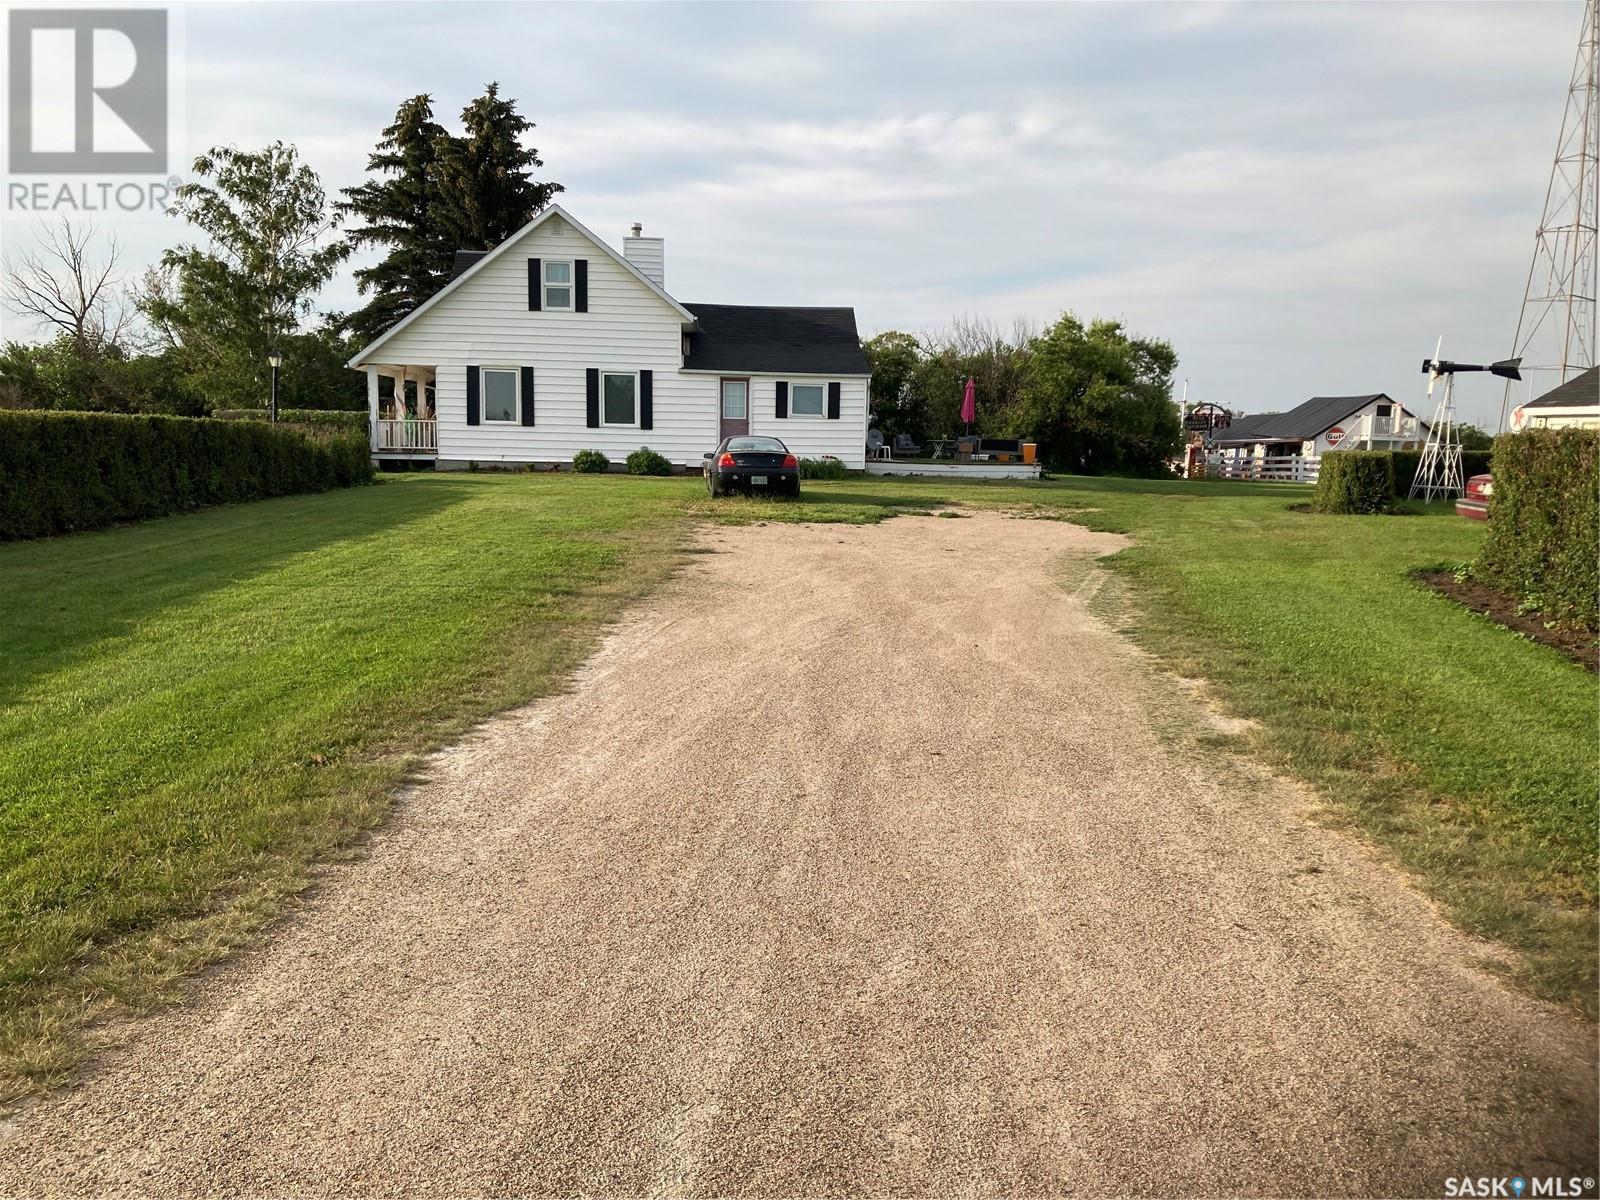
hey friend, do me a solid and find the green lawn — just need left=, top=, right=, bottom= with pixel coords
left=2, top=470, right=1593, bottom=1095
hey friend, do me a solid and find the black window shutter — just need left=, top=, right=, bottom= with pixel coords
left=640, top=369, right=653, bottom=430
left=586, top=368, right=600, bottom=428
left=775, top=381, right=788, bottom=419
left=520, top=366, right=535, bottom=426
left=528, top=259, right=541, bottom=311
left=466, top=366, right=480, bottom=425
left=827, top=382, right=841, bottom=420
left=575, top=259, right=588, bottom=313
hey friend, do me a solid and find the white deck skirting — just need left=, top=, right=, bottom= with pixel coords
left=865, top=461, right=1042, bottom=480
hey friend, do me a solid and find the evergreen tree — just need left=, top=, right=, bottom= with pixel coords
left=337, top=95, right=453, bottom=345
left=433, top=83, right=562, bottom=251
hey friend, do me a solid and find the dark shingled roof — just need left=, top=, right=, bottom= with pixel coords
left=682, top=304, right=869, bottom=375
left=1524, top=365, right=1599, bottom=409
left=1212, top=394, right=1397, bottom=444
left=450, top=250, right=488, bottom=281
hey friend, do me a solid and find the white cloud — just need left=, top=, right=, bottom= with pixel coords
left=0, top=0, right=1583, bottom=430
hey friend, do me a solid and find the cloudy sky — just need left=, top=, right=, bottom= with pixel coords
left=1, top=1, right=1586, bottom=427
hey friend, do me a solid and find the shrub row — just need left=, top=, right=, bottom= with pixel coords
left=212, top=408, right=368, bottom=430
left=0, top=411, right=373, bottom=540
left=800, top=456, right=847, bottom=480
left=1475, top=428, right=1599, bottom=632
left=1313, top=451, right=1395, bottom=514
left=1389, top=448, right=1492, bottom=492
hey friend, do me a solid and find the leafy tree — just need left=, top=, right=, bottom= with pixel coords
left=862, top=331, right=921, bottom=436
left=1457, top=423, right=1494, bottom=451
left=0, top=336, right=204, bottom=415
left=432, top=83, right=562, bottom=251
left=1009, top=314, right=1180, bottom=474
left=147, top=141, right=347, bottom=408
left=337, top=95, right=455, bottom=345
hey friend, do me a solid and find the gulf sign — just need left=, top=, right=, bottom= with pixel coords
left=1325, top=426, right=1346, bottom=447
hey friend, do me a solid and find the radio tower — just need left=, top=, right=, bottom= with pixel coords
left=1499, top=0, right=1599, bottom=431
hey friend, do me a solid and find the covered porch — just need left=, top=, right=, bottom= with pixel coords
left=365, top=364, right=438, bottom=456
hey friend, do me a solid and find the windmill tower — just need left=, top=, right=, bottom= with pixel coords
left=1499, top=0, right=1600, bottom=430
left=1411, top=342, right=1522, bottom=501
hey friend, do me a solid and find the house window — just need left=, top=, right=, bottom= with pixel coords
left=603, top=372, right=637, bottom=425
left=543, top=260, right=573, bottom=310
left=482, top=367, right=518, bottom=422
left=791, top=383, right=825, bottom=416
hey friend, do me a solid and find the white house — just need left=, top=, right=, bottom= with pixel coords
left=1209, top=393, right=1426, bottom=481
left=348, top=205, right=872, bottom=469
left=1510, top=366, right=1599, bottom=430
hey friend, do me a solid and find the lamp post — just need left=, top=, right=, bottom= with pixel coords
left=267, top=349, right=283, bottom=423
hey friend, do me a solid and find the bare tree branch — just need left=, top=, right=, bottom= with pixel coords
left=3, top=217, right=127, bottom=354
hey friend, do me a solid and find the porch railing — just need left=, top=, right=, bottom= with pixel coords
left=373, top=418, right=437, bottom=453
left=1208, top=454, right=1322, bottom=483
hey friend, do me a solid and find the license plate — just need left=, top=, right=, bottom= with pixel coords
left=750, top=475, right=768, bottom=485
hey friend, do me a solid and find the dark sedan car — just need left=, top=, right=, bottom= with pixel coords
left=703, top=435, right=800, bottom=497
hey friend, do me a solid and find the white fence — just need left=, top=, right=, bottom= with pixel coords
left=1208, top=454, right=1321, bottom=483
left=373, top=419, right=437, bottom=453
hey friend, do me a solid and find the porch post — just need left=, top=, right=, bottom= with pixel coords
left=366, top=365, right=379, bottom=447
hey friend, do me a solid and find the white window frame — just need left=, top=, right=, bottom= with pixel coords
left=542, top=259, right=574, bottom=312
left=601, top=370, right=639, bottom=428
left=481, top=366, right=520, bottom=423
left=720, top=377, right=749, bottom=420
left=790, top=381, right=826, bottom=418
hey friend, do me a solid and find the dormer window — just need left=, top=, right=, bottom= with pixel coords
left=543, top=260, right=573, bottom=310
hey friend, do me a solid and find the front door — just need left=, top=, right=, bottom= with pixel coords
left=720, top=378, right=749, bottom=440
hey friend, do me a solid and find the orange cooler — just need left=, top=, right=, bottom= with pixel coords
left=1022, top=442, right=1037, bottom=465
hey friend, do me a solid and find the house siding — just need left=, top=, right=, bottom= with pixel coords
left=361, top=213, right=870, bottom=469
left=745, top=376, right=868, bottom=468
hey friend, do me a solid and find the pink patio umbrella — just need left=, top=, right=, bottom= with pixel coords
left=960, top=376, right=976, bottom=435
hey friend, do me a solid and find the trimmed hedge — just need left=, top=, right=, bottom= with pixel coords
left=572, top=449, right=610, bottom=474
left=213, top=408, right=368, bottom=431
left=625, top=446, right=672, bottom=476
left=1389, top=448, right=1492, bottom=492
left=0, top=411, right=374, bottom=540
left=1475, top=428, right=1599, bottom=632
left=1312, top=450, right=1395, bottom=514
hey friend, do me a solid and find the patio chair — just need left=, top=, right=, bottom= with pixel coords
left=892, top=433, right=922, bottom=457
left=866, top=430, right=890, bottom=460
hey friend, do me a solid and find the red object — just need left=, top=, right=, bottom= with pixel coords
left=960, top=377, right=976, bottom=426
left=781, top=454, right=798, bottom=468
left=718, top=452, right=736, bottom=467
left=1326, top=426, right=1346, bottom=447
left=1456, top=473, right=1493, bottom=521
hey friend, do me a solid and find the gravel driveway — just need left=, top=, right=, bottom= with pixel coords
left=1, top=510, right=1594, bottom=1197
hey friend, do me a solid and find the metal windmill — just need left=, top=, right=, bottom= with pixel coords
left=1411, top=340, right=1522, bottom=500
left=1499, top=0, right=1599, bottom=430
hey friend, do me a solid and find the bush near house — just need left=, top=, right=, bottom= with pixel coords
left=800, top=456, right=847, bottom=480
left=572, top=449, right=610, bottom=473
left=1475, top=428, right=1599, bottom=632
left=1312, top=450, right=1395, bottom=514
left=212, top=409, right=368, bottom=431
left=0, top=411, right=373, bottom=540
left=625, top=447, right=672, bottom=476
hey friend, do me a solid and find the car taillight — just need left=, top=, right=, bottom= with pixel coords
left=782, top=454, right=798, bottom=468
left=718, top=452, right=736, bottom=467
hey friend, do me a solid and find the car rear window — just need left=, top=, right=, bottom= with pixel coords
left=726, top=437, right=786, bottom=453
